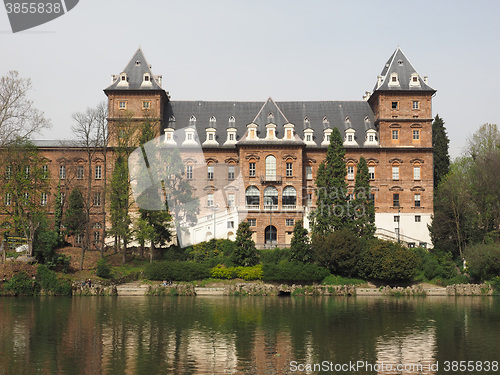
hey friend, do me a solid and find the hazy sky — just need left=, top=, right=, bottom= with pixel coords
left=1, top=0, right=499, bottom=158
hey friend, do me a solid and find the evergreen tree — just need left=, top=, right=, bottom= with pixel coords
left=352, top=157, right=376, bottom=238
left=64, top=188, right=87, bottom=242
left=310, top=127, right=348, bottom=236
left=53, top=182, right=64, bottom=242
left=432, top=115, right=450, bottom=189
left=290, top=220, right=312, bottom=263
left=232, top=221, right=258, bottom=266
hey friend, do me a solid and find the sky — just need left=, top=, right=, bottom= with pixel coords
left=1, top=0, right=499, bottom=159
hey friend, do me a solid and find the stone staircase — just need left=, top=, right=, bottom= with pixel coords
left=115, top=281, right=150, bottom=296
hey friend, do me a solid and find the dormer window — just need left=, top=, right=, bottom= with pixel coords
left=304, top=117, right=310, bottom=127
left=410, top=73, right=421, bottom=87
left=389, top=72, right=400, bottom=87
left=209, top=116, right=216, bottom=127
left=118, top=72, right=129, bottom=87
left=189, top=115, right=196, bottom=126
left=187, top=133, right=193, bottom=140
left=209, top=134, right=214, bottom=141
left=347, top=135, right=353, bottom=142
left=144, top=75, right=149, bottom=81
left=306, top=134, right=311, bottom=142
left=229, top=116, right=235, bottom=126
left=229, top=134, right=234, bottom=141
left=121, top=75, right=126, bottom=81
left=322, top=117, right=329, bottom=127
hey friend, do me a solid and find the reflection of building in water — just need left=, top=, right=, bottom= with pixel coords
left=375, top=327, right=436, bottom=374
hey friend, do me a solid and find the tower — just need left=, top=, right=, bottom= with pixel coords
left=104, top=48, right=169, bottom=147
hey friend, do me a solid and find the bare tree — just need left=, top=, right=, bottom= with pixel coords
left=0, top=71, right=50, bottom=146
left=72, top=105, right=106, bottom=270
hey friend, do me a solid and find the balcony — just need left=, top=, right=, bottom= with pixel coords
left=282, top=205, right=296, bottom=210
left=245, top=205, right=260, bottom=211
left=260, top=175, right=282, bottom=184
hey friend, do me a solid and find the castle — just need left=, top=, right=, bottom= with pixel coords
left=19, top=47, right=436, bottom=248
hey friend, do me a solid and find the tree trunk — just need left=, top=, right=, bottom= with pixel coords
left=114, top=235, right=118, bottom=254
left=122, top=237, right=127, bottom=264
left=139, top=239, right=144, bottom=258
left=79, top=234, right=86, bottom=271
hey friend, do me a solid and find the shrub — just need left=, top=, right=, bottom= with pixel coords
left=96, top=258, right=112, bottom=279
left=358, top=239, right=419, bottom=282
left=464, top=243, right=500, bottom=281
left=145, top=261, right=210, bottom=281
left=258, top=248, right=291, bottom=264
left=5, top=272, right=39, bottom=296
left=322, top=274, right=365, bottom=285
left=262, top=261, right=330, bottom=282
left=232, top=222, right=258, bottom=266
left=211, top=264, right=235, bottom=279
left=210, top=264, right=263, bottom=280
left=36, top=265, right=72, bottom=296
left=312, top=229, right=363, bottom=277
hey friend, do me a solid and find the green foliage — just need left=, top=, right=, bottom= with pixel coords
left=414, top=247, right=457, bottom=281
left=96, top=258, right=112, bottom=279
left=312, top=229, right=363, bottom=277
left=4, top=272, right=39, bottom=296
left=310, top=127, right=349, bottom=236
left=232, top=221, right=258, bottom=266
left=262, top=261, right=330, bottom=282
left=64, top=188, right=87, bottom=236
left=144, top=261, right=210, bottom=281
left=36, top=264, right=72, bottom=296
left=464, top=243, right=500, bottom=281
left=45, top=254, right=71, bottom=273
left=290, top=220, right=312, bottom=263
left=258, top=247, right=291, bottom=264
left=210, top=264, right=263, bottom=280
left=432, top=115, right=450, bottom=189
left=490, top=276, right=500, bottom=294
left=109, top=156, right=132, bottom=245
left=358, top=239, right=419, bottom=282
left=351, top=157, right=375, bottom=238
left=321, top=274, right=366, bottom=286
left=187, top=239, right=234, bottom=262
left=33, top=214, right=59, bottom=264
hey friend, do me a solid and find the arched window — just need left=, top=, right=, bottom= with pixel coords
left=265, top=155, right=276, bottom=180
left=245, top=186, right=260, bottom=207
left=282, top=186, right=296, bottom=207
left=264, top=186, right=278, bottom=207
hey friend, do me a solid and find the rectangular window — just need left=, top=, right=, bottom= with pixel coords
left=229, top=133, right=234, bottom=141
left=306, top=166, right=312, bottom=180
left=6, top=165, right=12, bottom=180
left=142, top=101, right=151, bottom=109
left=94, top=193, right=101, bottom=206
left=227, top=221, right=234, bottom=229
left=413, top=130, right=420, bottom=140
left=348, top=193, right=354, bottom=201
left=76, top=234, right=82, bottom=245
left=228, top=193, right=235, bottom=207
left=77, top=165, right=84, bottom=180
left=42, top=165, right=48, bottom=179
left=208, top=134, right=214, bottom=141
left=59, top=165, right=66, bottom=179
left=285, top=219, right=294, bottom=226
left=412, top=101, right=419, bottom=109
left=207, top=165, right=214, bottom=180
left=207, top=193, right=214, bottom=207
left=393, top=193, right=400, bottom=207
left=414, top=194, right=421, bottom=207
left=414, top=166, right=421, bottom=180
left=415, top=215, right=421, bottom=223
left=94, top=231, right=101, bottom=242
left=228, top=166, right=235, bottom=180
left=392, top=130, right=399, bottom=140
left=60, top=193, right=65, bottom=205
left=394, top=215, right=400, bottom=223
left=186, top=165, right=193, bottom=179
left=392, top=101, right=398, bottom=109
left=249, top=162, right=256, bottom=177
left=347, top=134, right=353, bottom=142
left=286, top=162, right=293, bottom=177
left=40, top=193, right=48, bottom=206
left=392, top=166, right=399, bottom=180
left=248, top=218, right=256, bottom=226
left=95, top=165, right=102, bottom=180
left=347, top=166, right=354, bottom=180
left=368, top=166, right=375, bottom=180
left=5, top=193, right=11, bottom=206
left=23, top=192, right=29, bottom=205
left=306, top=134, right=312, bottom=142
left=25, top=166, right=30, bottom=179
left=307, top=193, right=313, bottom=207
left=119, top=101, right=127, bottom=109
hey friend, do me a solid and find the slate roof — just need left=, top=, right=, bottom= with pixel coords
left=105, top=48, right=163, bottom=91
left=373, top=47, right=435, bottom=92
left=164, top=99, right=376, bottom=147
left=31, top=140, right=87, bottom=148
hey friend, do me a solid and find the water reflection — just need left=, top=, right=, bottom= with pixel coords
left=0, top=296, right=499, bottom=374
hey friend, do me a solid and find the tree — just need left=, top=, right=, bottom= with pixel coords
left=0, top=140, right=50, bottom=257
left=352, top=157, right=375, bottom=238
left=310, top=127, right=349, bottom=237
left=432, top=115, right=450, bottom=189
left=72, top=103, right=107, bottom=265
left=140, top=204, right=172, bottom=261
left=53, top=182, right=64, bottom=243
left=0, top=71, right=51, bottom=147
left=466, top=123, right=500, bottom=159
left=290, top=220, right=312, bottom=263
left=64, top=188, right=88, bottom=270
left=232, top=221, right=258, bottom=266
left=132, top=216, right=155, bottom=262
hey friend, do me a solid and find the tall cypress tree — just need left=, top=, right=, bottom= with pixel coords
left=310, top=127, right=348, bottom=236
left=290, top=220, right=312, bottom=263
left=232, top=221, right=258, bottom=266
left=432, top=115, right=450, bottom=189
left=352, top=157, right=375, bottom=238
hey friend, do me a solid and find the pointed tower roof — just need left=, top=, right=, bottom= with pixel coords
left=373, top=47, right=435, bottom=93
left=105, top=48, right=163, bottom=91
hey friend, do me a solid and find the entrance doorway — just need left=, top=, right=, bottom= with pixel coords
left=265, top=225, right=277, bottom=245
